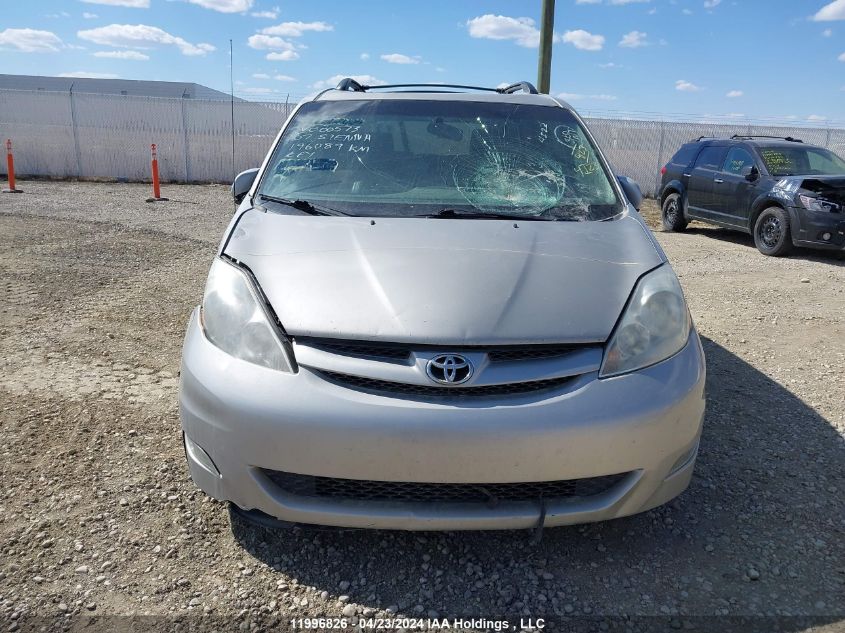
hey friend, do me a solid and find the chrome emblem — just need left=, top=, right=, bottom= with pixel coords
left=426, top=354, right=473, bottom=385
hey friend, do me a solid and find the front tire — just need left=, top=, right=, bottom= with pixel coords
left=662, top=193, right=688, bottom=232
left=753, top=207, right=792, bottom=256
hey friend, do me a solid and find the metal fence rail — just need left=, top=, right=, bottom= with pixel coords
left=1, top=88, right=842, bottom=197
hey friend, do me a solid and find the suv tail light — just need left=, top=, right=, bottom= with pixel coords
left=660, top=166, right=667, bottom=175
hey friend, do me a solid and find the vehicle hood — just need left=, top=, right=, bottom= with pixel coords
left=776, top=175, right=845, bottom=206
left=223, top=210, right=664, bottom=344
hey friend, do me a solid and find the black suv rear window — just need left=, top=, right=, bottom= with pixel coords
left=670, top=144, right=698, bottom=167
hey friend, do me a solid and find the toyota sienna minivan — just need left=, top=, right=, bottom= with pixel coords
left=179, top=79, right=706, bottom=532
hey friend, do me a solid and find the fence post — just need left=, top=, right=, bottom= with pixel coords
left=825, top=125, right=832, bottom=149
left=654, top=120, right=666, bottom=199
left=181, top=94, right=191, bottom=183
left=69, top=85, right=83, bottom=178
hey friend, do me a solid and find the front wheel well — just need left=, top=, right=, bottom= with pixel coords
left=749, top=201, right=785, bottom=232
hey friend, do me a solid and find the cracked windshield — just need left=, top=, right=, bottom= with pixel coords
left=257, top=99, right=621, bottom=220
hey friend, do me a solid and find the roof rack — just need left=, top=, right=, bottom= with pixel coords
left=730, top=134, right=803, bottom=143
left=333, top=78, right=538, bottom=95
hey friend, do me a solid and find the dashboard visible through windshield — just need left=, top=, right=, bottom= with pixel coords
left=256, top=99, right=622, bottom=221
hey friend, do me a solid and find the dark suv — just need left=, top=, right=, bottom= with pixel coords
left=659, top=135, right=845, bottom=256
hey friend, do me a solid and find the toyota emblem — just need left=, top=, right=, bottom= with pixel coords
left=426, top=354, right=473, bottom=385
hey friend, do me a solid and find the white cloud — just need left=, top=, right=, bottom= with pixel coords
left=682, top=8, right=693, bottom=14
left=726, top=89, right=743, bottom=98
left=839, top=51, right=845, bottom=61
left=252, top=72, right=270, bottom=79
left=558, top=92, right=617, bottom=101
left=823, top=28, right=833, bottom=36
left=619, top=30, right=648, bottom=47
left=93, top=49, right=149, bottom=60
left=185, top=0, right=253, bottom=13
left=360, top=52, right=370, bottom=60
left=77, top=24, right=215, bottom=56
left=599, top=62, right=623, bottom=68
left=562, top=29, right=605, bottom=51
left=274, top=74, right=295, bottom=81
left=576, top=0, right=601, bottom=3
left=703, top=0, right=721, bottom=8
left=248, top=34, right=301, bottom=61
left=609, top=0, right=650, bottom=4
left=241, top=87, right=276, bottom=94
left=261, top=21, right=333, bottom=37
left=250, top=10, right=278, bottom=18
left=247, top=33, right=296, bottom=51
left=380, top=53, right=420, bottom=64
left=83, top=12, right=99, bottom=18
left=807, top=114, right=828, bottom=122
left=675, top=79, right=701, bottom=92
left=266, top=50, right=298, bottom=61
left=81, top=0, right=149, bottom=6
left=46, top=11, right=71, bottom=18
left=0, top=28, right=64, bottom=53
left=813, top=0, right=845, bottom=21
left=312, top=74, right=386, bottom=90
left=59, top=71, right=120, bottom=78
left=466, top=14, right=554, bottom=48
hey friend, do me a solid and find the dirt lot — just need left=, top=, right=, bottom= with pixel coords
left=1, top=181, right=843, bottom=632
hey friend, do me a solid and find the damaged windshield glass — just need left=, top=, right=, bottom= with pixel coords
left=256, top=99, right=621, bottom=220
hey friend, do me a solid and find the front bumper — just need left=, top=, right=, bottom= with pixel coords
left=789, top=206, right=845, bottom=250
left=179, top=309, right=706, bottom=530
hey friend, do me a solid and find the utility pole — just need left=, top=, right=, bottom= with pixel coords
left=537, top=0, right=556, bottom=94
left=230, top=38, right=236, bottom=182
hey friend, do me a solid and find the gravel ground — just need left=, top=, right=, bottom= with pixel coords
left=1, top=181, right=843, bottom=632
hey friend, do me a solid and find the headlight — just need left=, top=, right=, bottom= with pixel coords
left=798, top=194, right=840, bottom=213
left=600, top=265, right=690, bottom=378
left=200, top=257, right=294, bottom=372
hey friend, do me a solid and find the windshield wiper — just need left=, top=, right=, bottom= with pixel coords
left=257, top=194, right=349, bottom=216
left=417, top=209, right=551, bottom=221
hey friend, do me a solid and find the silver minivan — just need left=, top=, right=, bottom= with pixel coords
left=179, top=79, right=706, bottom=531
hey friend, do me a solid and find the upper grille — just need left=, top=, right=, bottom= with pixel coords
left=317, top=370, right=575, bottom=398
left=486, top=345, right=581, bottom=363
left=300, top=339, right=411, bottom=361
left=264, top=470, right=629, bottom=504
left=297, top=337, right=584, bottom=364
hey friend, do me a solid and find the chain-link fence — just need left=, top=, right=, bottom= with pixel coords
left=1, top=88, right=842, bottom=197
left=0, top=89, right=294, bottom=184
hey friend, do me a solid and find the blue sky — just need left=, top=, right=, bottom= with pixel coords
left=1, top=0, right=843, bottom=123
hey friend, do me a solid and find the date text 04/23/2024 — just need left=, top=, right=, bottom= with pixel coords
left=289, top=617, right=545, bottom=630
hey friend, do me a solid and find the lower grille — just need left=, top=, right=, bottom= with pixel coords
left=264, top=471, right=629, bottom=504
left=317, top=370, right=575, bottom=398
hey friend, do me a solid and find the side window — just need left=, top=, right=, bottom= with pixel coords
left=693, top=146, right=726, bottom=170
left=671, top=144, right=698, bottom=167
left=722, top=147, right=755, bottom=174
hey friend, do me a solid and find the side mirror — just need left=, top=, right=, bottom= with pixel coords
left=617, top=175, right=643, bottom=211
left=232, top=168, right=260, bottom=206
left=743, top=165, right=759, bottom=182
